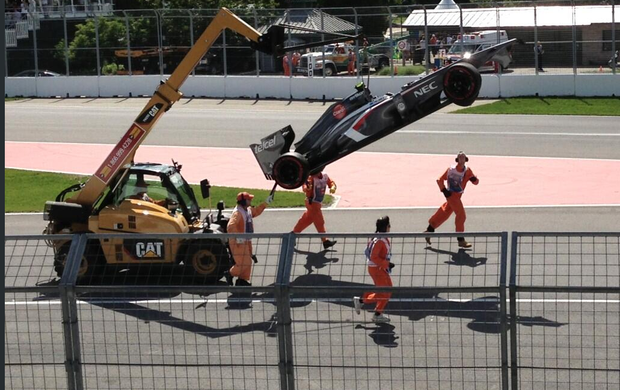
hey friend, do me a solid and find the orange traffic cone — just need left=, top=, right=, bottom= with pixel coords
left=394, top=65, right=398, bottom=75
left=599, top=65, right=603, bottom=72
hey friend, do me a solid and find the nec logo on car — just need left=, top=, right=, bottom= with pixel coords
left=135, top=241, right=164, bottom=259
left=254, top=135, right=277, bottom=154
left=413, top=81, right=438, bottom=98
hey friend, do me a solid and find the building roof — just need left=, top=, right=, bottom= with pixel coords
left=258, top=9, right=359, bottom=35
left=403, top=5, right=614, bottom=28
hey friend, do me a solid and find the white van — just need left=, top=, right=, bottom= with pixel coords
left=446, top=30, right=512, bottom=72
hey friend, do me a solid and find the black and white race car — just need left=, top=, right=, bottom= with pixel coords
left=251, top=39, right=516, bottom=190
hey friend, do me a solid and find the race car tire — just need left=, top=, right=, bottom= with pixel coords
left=272, top=152, right=309, bottom=190
left=443, top=62, right=481, bottom=107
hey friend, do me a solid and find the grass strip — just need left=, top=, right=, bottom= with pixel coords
left=5, top=169, right=323, bottom=213
left=453, top=97, right=620, bottom=116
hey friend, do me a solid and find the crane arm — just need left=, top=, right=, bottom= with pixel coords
left=72, top=8, right=284, bottom=207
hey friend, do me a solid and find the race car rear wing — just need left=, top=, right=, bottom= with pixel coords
left=250, top=125, right=296, bottom=180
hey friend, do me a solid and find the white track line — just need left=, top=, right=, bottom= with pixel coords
left=398, top=130, right=620, bottom=137
left=6, top=141, right=620, bottom=162
left=6, top=297, right=619, bottom=306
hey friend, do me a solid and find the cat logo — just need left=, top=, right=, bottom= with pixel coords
left=124, top=239, right=165, bottom=259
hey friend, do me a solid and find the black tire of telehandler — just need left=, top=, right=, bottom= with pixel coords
left=272, top=152, right=309, bottom=190
left=53, top=240, right=105, bottom=283
left=443, top=62, right=482, bottom=107
left=183, top=241, right=229, bottom=283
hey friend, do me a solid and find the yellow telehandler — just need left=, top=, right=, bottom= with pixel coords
left=43, top=8, right=292, bottom=282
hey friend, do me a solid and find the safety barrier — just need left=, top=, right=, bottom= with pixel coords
left=4, top=232, right=619, bottom=390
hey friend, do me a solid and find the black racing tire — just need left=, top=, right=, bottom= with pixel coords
left=183, top=240, right=229, bottom=283
left=272, top=152, right=309, bottom=190
left=443, top=62, right=481, bottom=107
left=53, top=240, right=105, bottom=282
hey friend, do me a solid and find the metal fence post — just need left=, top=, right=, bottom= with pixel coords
left=499, top=231, right=509, bottom=389
left=424, top=6, right=429, bottom=74
left=534, top=5, right=538, bottom=75
left=59, top=234, right=87, bottom=390
left=123, top=11, right=132, bottom=76
left=94, top=15, right=100, bottom=77
left=388, top=6, right=394, bottom=77
left=509, top=232, right=519, bottom=390
left=188, top=10, right=194, bottom=77
left=253, top=7, right=260, bottom=76
left=63, top=12, right=70, bottom=75
left=275, top=233, right=296, bottom=390
left=612, top=0, right=616, bottom=74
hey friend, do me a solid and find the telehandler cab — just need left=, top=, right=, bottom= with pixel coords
left=43, top=8, right=355, bottom=282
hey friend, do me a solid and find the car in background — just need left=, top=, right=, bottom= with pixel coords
left=12, top=69, right=62, bottom=77
left=446, top=30, right=512, bottom=72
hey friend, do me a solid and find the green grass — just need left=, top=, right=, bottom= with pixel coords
left=453, top=97, right=620, bottom=116
left=5, top=97, right=23, bottom=101
left=5, top=169, right=327, bottom=213
left=376, top=64, right=425, bottom=76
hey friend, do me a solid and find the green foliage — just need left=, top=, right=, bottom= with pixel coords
left=453, top=98, right=620, bottom=116
left=130, top=0, right=281, bottom=10
left=101, top=63, right=126, bottom=75
left=376, top=64, right=425, bottom=76
left=5, top=169, right=328, bottom=213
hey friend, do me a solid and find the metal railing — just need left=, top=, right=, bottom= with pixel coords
left=5, top=231, right=619, bottom=389
left=4, top=0, right=618, bottom=78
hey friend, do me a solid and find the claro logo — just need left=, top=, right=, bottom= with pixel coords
left=413, top=81, right=438, bottom=98
left=254, top=135, right=277, bottom=154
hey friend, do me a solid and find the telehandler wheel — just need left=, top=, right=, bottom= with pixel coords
left=53, top=240, right=105, bottom=282
left=443, top=62, right=481, bottom=107
left=184, top=241, right=229, bottom=282
left=272, top=152, right=309, bottom=190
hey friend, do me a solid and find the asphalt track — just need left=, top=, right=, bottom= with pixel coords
left=4, top=99, right=620, bottom=390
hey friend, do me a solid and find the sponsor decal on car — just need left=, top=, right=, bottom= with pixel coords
left=254, top=134, right=278, bottom=154
left=412, top=81, right=438, bottom=98
left=333, top=104, right=347, bottom=120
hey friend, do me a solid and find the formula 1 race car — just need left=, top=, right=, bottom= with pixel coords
left=251, top=39, right=516, bottom=190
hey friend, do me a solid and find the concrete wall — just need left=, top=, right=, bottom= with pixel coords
left=5, top=73, right=620, bottom=99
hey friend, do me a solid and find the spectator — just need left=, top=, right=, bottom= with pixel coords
left=430, top=34, right=438, bottom=56
left=347, top=49, right=356, bottom=76
left=534, top=41, right=544, bottom=72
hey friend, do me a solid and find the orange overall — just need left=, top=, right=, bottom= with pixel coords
left=227, top=203, right=266, bottom=282
left=428, top=165, right=478, bottom=232
left=293, top=173, right=336, bottom=243
left=363, top=238, right=392, bottom=314
left=282, top=55, right=291, bottom=76
left=347, top=51, right=356, bottom=75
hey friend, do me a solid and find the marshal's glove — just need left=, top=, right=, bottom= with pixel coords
left=329, top=184, right=337, bottom=194
left=469, top=176, right=478, bottom=183
left=441, top=188, right=452, bottom=198
left=251, top=255, right=258, bottom=264
left=388, top=262, right=396, bottom=270
left=265, top=194, right=274, bottom=205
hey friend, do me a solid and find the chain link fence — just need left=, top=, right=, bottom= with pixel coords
left=4, top=0, right=618, bottom=78
left=5, top=231, right=619, bottom=389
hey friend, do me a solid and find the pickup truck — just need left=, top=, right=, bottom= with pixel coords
left=297, top=43, right=389, bottom=76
